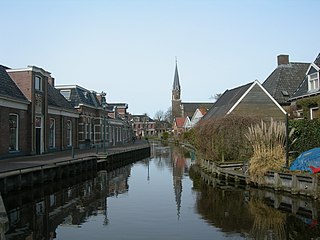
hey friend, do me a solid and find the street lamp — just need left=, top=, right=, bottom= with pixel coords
left=101, top=91, right=107, bottom=154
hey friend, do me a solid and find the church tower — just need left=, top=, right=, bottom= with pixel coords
left=172, top=60, right=182, bottom=119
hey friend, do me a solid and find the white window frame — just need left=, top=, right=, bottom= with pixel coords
left=310, top=107, right=319, bottom=120
left=67, top=120, right=72, bottom=146
left=49, top=118, right=56, bottom=148
left=9, top=114, right=19, bottom=151
left=308, top=73, right=319, bottom=91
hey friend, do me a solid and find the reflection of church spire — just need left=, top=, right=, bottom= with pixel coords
left=172, top=148, right=185, bottom=220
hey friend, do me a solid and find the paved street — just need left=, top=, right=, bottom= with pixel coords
left=0, top=140, right=149, bottom=173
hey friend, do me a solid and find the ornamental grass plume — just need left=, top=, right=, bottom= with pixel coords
left=245, top=118, right=286, bottom=183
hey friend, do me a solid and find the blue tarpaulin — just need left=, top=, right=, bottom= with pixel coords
left=290, top=148, right=320, bottom=172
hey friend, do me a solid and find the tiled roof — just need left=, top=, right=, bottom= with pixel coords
left=175, top=117, right=185, bottom=128
left=47, top=83, right=75, bottom=110
left=202, top=82, right=253, bottom=120
left=263, top=62, right=309, bottom=105
left=290, top=54, right=320, bottom=100
left=182, top=102, right=213, bottom=118
left=0, top=65, right=28, bottom=102
left=56, top=86, right=101, bottom=108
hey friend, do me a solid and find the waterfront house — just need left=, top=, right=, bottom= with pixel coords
left=202, top=80, right=287, bottom=122
left=289, top=53, right=320, bottom=119
left=173, top=117, right=185, bottom=137
left=7, top=66, right=79, bottom=155
left=130, top=114, right=155, bottom=138
left=0, top=65, right=30, bottom=158
left=263, top=54, right=310, bottom=112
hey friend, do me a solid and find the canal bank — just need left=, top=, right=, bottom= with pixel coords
left=0, top=140, right=150, bottom=193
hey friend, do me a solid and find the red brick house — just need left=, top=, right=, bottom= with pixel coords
left=0, top=65, right=30, bottom=158
left=7, top=66, right=79, bottom=155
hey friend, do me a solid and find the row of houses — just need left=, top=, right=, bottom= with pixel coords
left=172, top=53, right=320, bottom=135
left=0, top=64, right=133, bottom=159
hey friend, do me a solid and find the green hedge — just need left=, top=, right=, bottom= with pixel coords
left=289, top=119, right=320, bottom=155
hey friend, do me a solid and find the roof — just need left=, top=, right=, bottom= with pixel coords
left=130, top=114, right=154, bottom=122
left=175, top=117, right=185, bottom=128
left=0, top=65, right=28, bottom=102
left=181, top=102, right=213, bottom=117
left=290, top=54, right=320, bottom=100
left=47, top=83, right=75, bottom=110
left=262, top=62, right=309, bottom=105
left=202, top=82, right=253, bottom=120
left=56, top=85, right=101, bottom=108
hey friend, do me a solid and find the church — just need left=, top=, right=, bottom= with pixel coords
left=171, top=61, right=213, bottom=121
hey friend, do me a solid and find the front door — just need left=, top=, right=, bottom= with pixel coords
left=36, top=128, right=41, bottom=154
left=35, top=117, right=42, bottom=154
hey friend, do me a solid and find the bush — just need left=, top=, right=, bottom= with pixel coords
left=289, top=119, right=320, bottom=155
left=194, top=115, right=258, bottom=162
left=162, top=132, right=169, bottom=141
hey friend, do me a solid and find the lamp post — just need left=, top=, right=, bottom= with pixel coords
left=101, top=91, right=107, bottom=154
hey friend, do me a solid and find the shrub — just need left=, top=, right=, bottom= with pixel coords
left=194, top=115, right=258, bottom=162
left=162, top=132, right=169, bottom=141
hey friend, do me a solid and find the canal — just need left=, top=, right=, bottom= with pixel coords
left=2, top=143, right=320, bottom=239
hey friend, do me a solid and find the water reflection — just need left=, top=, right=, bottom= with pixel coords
left=190, top=165, right=320, bottom=239
left=3, top=166, right=131, bottom=240
left=3, top=144, right=320, bottom=240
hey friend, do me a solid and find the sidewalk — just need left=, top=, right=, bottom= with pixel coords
left=0, top=140, right=149, bottom=173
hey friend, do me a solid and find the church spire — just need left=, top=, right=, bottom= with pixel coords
left=172, top=57, right=180, bottom=91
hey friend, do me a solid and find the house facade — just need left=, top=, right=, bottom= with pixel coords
left=7, top=66, right=79, bottom=155
left=130, top=114, right=156, bottom=138
left=0, top=65, right=30, bottom=157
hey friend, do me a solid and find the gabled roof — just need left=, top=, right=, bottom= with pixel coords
left=290, top=54, right=320, bottom=100
left=0, top=65, right=28, bottom=102
left=130, top=114, right=154, bottom=122
left=202, top=82, right=253, bottom=120
left=263, top=62, right=309, bottom=105
left=202, top=81, right=286, bottom=121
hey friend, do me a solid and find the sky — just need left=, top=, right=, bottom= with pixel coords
left=1, top=0, right=320, bottom=118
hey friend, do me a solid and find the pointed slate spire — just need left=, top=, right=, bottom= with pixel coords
left=173, top=57, right=181, bottom=91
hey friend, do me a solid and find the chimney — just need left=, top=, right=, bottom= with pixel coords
left=48, top=77, right=55, bottom=86
left=277, top=54, right=289, bottom=66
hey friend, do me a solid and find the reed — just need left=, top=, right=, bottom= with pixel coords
left=245, top=119, right=286, bottom=183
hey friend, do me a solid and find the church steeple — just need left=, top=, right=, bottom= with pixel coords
left=172, top=58, right=181, bottom=100
left=172, top=58, right=181, bottom=93
left=172, top=58, right=182, bottom=118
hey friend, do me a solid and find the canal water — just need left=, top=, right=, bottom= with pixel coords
left=2, top=144, right=320, bottom=239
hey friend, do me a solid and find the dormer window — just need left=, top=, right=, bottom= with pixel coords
left=60, top=90, right=71, bottom=100
left=308, top=72, right=319, bottom=91
left=35, top=76, right=42, bottom=91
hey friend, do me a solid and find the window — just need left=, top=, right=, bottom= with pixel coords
left=67, top=120, right=72, bottom=146
left=9, top=114, right=19, bottom=151
left=49, top=118, right=55, bottom=148
left=310, top=107, right=319, bottom=119
left=60, top=90, right=71, bottom=100
left=308, top=73, right=319, bottom=91
left=35, top=76, right=42, bottom=91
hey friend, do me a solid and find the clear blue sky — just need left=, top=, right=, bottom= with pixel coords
left=1, top=0, right=319, bottom=117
